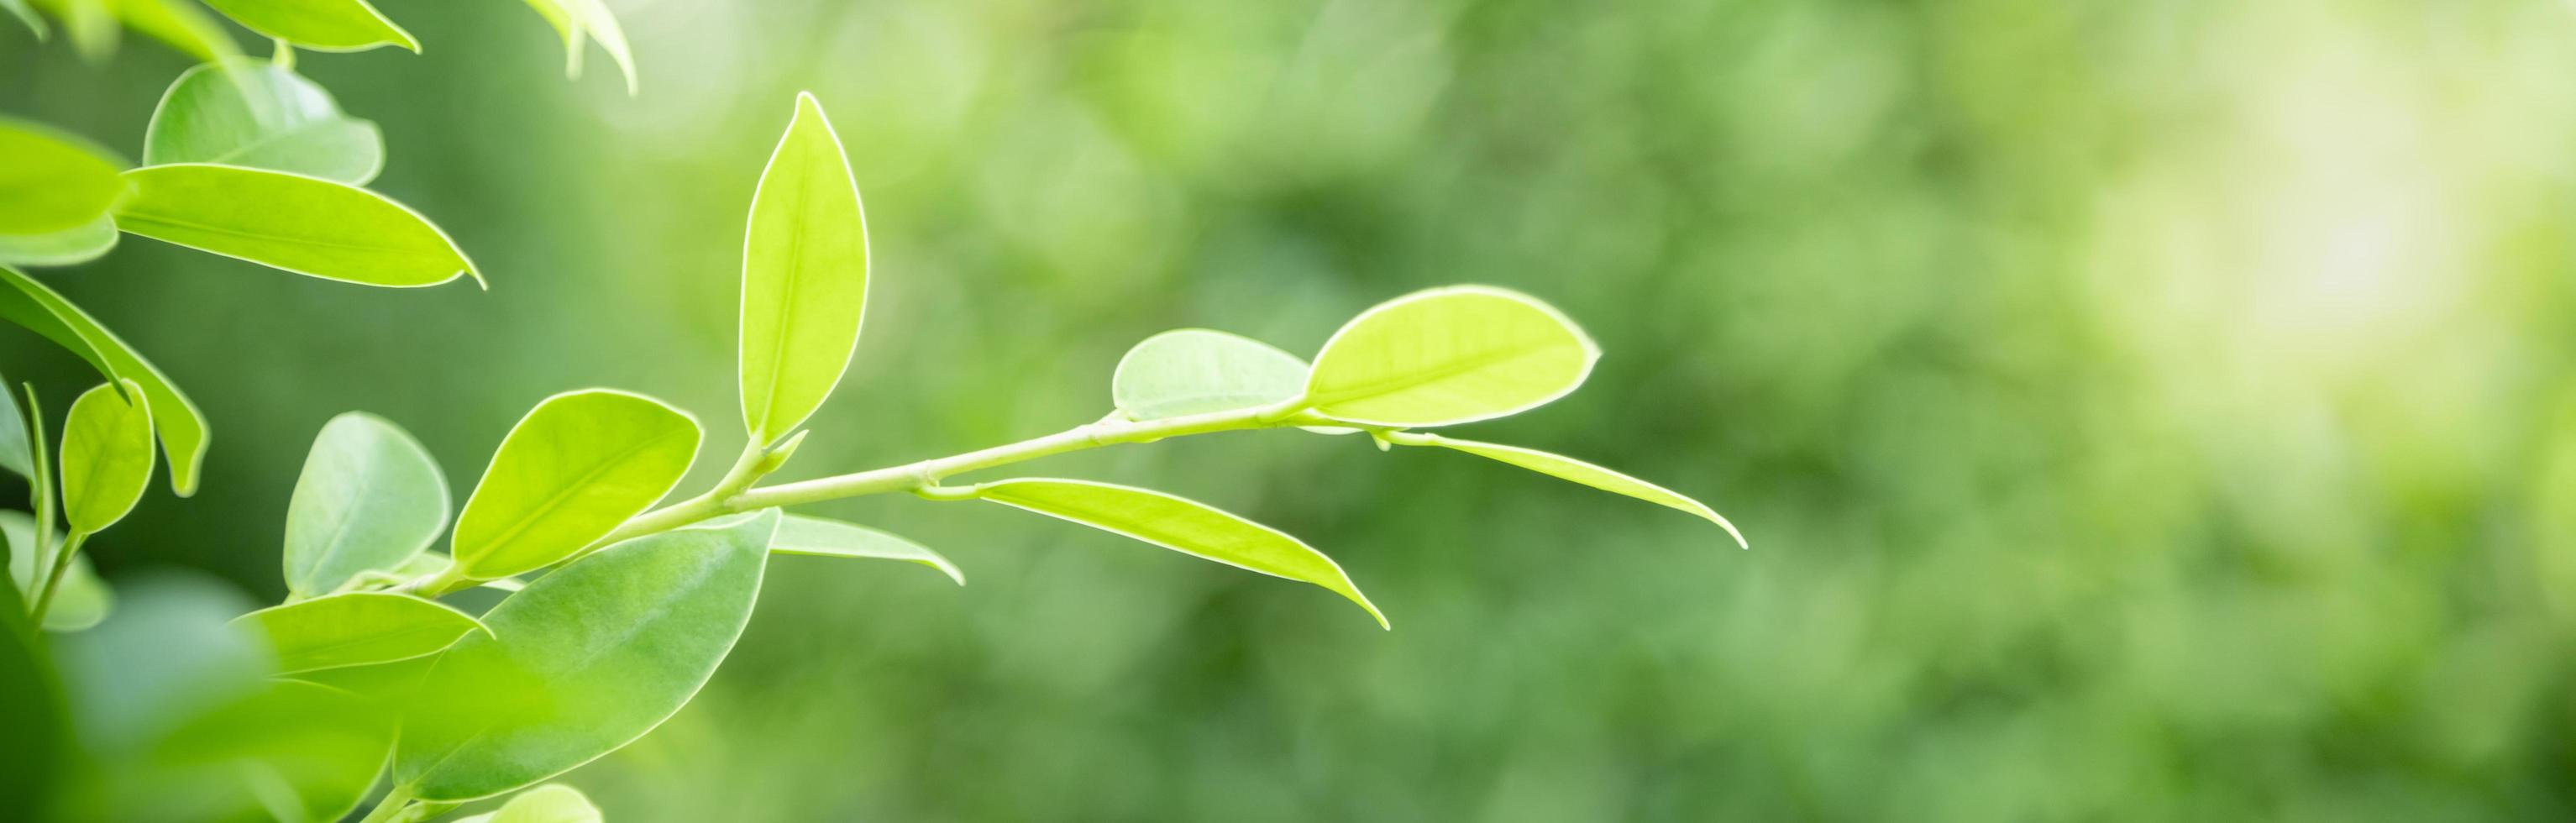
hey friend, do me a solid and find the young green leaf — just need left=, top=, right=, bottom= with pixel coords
left=113, top=164, right=480, bottom=288
left=195, top=0, right=415, bottom=52
left=973, top=479, right=1386, bottom=628
left=1394, top=433, right=1747, bottom=548
left=59, top=379, right=155, bottom=535
left=454, top=784, right=604, bottom=823
left=1, top=0, right=44, bottom=39
left=1303, top=286, right=1599, bottom=427
left=0, top=370, right=27, bottom=480
left=774, top=514, right=963, bottom=584
left=1112, top=328, right=1309, bottom=420
left=451, top=390, right=701, bottom=579
left=739, top=92, right=868, bottom=444
left=521, top=0, right=634, bottom=94
left=0, top=214, right=119, bottom=267
left=145, top=60, right=385, bottom=184
left=0, top=265, right=210, bottom=495
left=396, top=509, right=780, bottom=801
left=31, top=0, right=244, bottom=61
left=284, top=412, right=451, bottom=597
left=0, top=118, right=128, bottom=236
left=3, top=511, right=113, bottom=632
left=234, top=592, right=487, bottom=674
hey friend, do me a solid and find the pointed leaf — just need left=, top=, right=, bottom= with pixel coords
left=145, top=60, right=385, bottom=184
left=396, top=510, right=780, bottom=801
left=1303, top=286, right=1599, bottom=427
left=114, top=164, right=479, bottom=287
left=60, top=379, right=154, bottom=535
left=235, top=592, right=487, bottom=674
left=1403, top=433, right=1746, bottom=548
left=0, top=265, right=210, bottom=495
left=533, top=0, right=633, bottom=94
left=0, top=118, right=128, bottom=236
left=2, top=0, right=45, bottom=39
left=973, top=479, right=1385, bottom=627
left=454, top=784, right=603, bottom=823
left=195, top=0, right=415, bottom=52
left=739, top=92, right=868, bottom=444
left=452, top=390, right=700, bottom=579
left=284, top=412, right=451, bottom=596
left=3, top=511, right=113, bottom=632
left=1112, top=328, right=1308, bottom=420
left=0, top=214, right=118, bottom=267
left=774, top=515, right=963, bottom=584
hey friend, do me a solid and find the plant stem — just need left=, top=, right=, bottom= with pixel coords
left=29, top=532, right=87, bottom=624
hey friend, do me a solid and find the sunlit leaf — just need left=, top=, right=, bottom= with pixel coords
left=454, top=784, right=604, bottom=823
left=521, top=0, right=634, bottom=94
left=1303, top=286, right=1599, bottom=427
left=0, top=265, right=210, bottom=495
left=0, top=118, right=128, bottom=236
left=1112, top=328, right=1308, bottom=420
left=973, top=479, right=1386, bottom=627
left=284, top=412, right=451, bottom=597
left=740, top=92, right=868, bottom=444
left=774, top=514, right=963, bottom=584
left=113, top=164, right=481, bottom=288
left=3, top=511, right=113, bottom=632
left=234, top=591, right=487, bottom=674
left=196, top=0, right=414, bottom=52
left=396, top=510, right=780, bottom=801
left=59, top=379, right=154, bottom=535
left=451, top=390, right=700, bottom=579
left=0, top=214, right=118, bottom=267
left=145, top=60, right=385, bottom=184
left=31, top=0, right=243, bottom=60
left=1, top=0, right=45, bottom=39
left=0, top=369, right=27, bottom=480
left=1399, top=433, right=1746, bottom=548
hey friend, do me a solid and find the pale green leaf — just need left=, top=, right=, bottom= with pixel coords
left=145, top=60, right=385, bottom=184
left=59, top=379, right=154, bottom=535
left=195, top=0, right=415, bottom=51
left=108, top=677, right=393, bottom=823
left=1112, top=328, right=1309, bottom=420
left=519, top=0, right=579, bottom=74
left=739, top=92, right=868, bottom=444
left=451, top=390, right=701, bottom=579
left=0, top=214, right=119, bottom=267
left=1, top=0, right=44, bottom=39
left=396, top=510, right=780, bottom=801
left=0, top=265, right=211, bottom=495
left=0, top=118, right=128, bottom=236
left=3, top=511, right=113, bottom=632
left=284, top=412, right=451, bottom=596
left=0, top=370, right=27, bottom=480
left=234, top=591, right=486, bottom=674
left=454, top=784, right=604, bottom=823
left=973, top=479, right=1386, bottom=628
left=30, top=0, right=244, bottom=60
left=774, top=514, right=963, bottom=584
left=1303, top=286, right=1599, bottom=427
left=113, top=164, right=481, bottom=288
left=551, top=0, right=633, bottom=94
left=1399, top=433, right=1747, bottom=548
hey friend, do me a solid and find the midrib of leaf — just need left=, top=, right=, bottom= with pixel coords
left=1309, top=338, right=1560, bottom=407
left=547, top=551, right=728, bottom=675
left=751, top=155, right=816, bottom=437
left=282, top=618, right=467, bottom=662
left=201, top=119, right=353, bottom=168
left=117, top=211, right=437, bottom=258
left=465, top=427, right=690, bottom=565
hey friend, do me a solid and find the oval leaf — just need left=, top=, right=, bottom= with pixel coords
left=113, top=164, right=480, bottom=288
left=0, top=265, right=209, bottom=495
left=739, top=92, right=868, bottom=444
left=454, top=784, right=603, bottom=823
left=0, top=118, right=128, bottom=235
left=60, top=380, right=155, bottom=535
left=145, top=60, right=385, bottom=184
left=0, top=214, right=118, bottom=267
left=284, top=412, right=451, bottom=597
left=1111, top=328, right=1309, bottom=421
left=235, top=592, right=485, bottom=674
left=4, top=511, right=113, bottom=632
left=1402, top=433, right=1746, bottom=548
left=1303, top=286, right=1599, bottom=427
left=774, top=514, right=963, bottom=584
left=396, top=509, right=780, bottom=801
left=451, top=390, right=701, bottom=579
left=973, top=479, right=1385, bottom=627
left=195, top=0, right=414, bottom=51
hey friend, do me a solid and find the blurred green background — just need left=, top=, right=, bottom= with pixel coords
left=12, top=0, right=2576, bottom=819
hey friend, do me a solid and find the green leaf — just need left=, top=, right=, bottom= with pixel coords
left=59, top=379, right=154, bottom=535
left=396, top=510, right=780, bottom=801
left=0, top=532, right=68, bottom=817
left=0, top=265, right=211, bottom=495
left=145, top=60, right=385, bottom=184
left=195, top=0, right=415, bottom=52
left=973, top=479, right=1386, bottom=628
left=0, top=214, right=119, bottom=267
left=1112, top=328, right=1308, bottom=420
left=3, top=511, right=113, bottom=632
left=113, top=164, right=481, bottom=288
left=774, top=514, right=963, bottom=584
left=147, top=678, right=395, bottom=823
left=234, top=591, right=487, bottom=674
left=739, top=92, right=868, bottom=444
left=454, top=784, right=604, bottom=823
left=284, top=412, right=451, bottom=597
left=0, top=370, right=28, bottom=480
left=31, top=0, right=243, bottom=60
left=451, top=390, right=701, bottom=579
left=1, top=0, right=45, bottom=39
left=1398, top=433, right=1747, bottom=548
left=0, top=118, right=129, bottom=236
left=521, top=0, right=634, bottom=94
left=1303, top=286, right=1599, bottom=427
